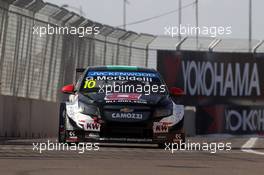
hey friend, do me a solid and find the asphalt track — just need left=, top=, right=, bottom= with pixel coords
left=0, top=136, right=263, bottom=175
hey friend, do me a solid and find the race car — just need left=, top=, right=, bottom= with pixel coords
left=58, top=66, right=185, bottom=147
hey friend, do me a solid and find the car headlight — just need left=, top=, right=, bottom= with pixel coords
left=78, top=102, right=99, bottom=116
left=154, top=108, right=172, bottom=117
left=160, top=103, right=184, bottom=126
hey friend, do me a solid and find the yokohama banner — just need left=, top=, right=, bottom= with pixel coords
left=157, top=50, right=264, bottom=134
left=157, top=50, right=264, bottom=106
left=196, top=105, right=264, bottom=134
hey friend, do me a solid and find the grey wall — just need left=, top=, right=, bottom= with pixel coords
left=0, top=95, right=59, bottom=138
left=184, top=107, right=196, bottom=137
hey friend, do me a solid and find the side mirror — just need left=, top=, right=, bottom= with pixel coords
left=61, top=84, right=75, bottom=94
left=169, top=87, right=185, bottom=96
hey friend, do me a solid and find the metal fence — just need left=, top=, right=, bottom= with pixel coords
left=0, top=0, right=157, bottom=102
left=1, top=0, right=264, bottom=102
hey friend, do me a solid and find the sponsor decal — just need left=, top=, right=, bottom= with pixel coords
left=120, top=107, right=134, bottom=113
left=86, top=75, right=153, bottom=82
left=84, top=122, right=101, bottom=132
left=112, top=113, right=143, bottom=120
left=68, top=131, right=76, bottom=138
left=156, top=135, right=166, bottom=139
left=173, top=134, right=182, bottom=142
left=105, top=93, right=141, bottom=101
left=87, top=71, right=157, bottom=77
left=85, top=133, right=100, bottom=139
left=105, top=99, right=147, bottom=104
left=153, top=122, right=169, bottom=133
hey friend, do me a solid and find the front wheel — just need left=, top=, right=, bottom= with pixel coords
left=158, top=143, right=166, bottom=149
left=58, top=103, right=67, bottom=143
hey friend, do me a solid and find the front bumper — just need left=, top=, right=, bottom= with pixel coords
left=63, top=102, right=185, bottom=144
left=64, top=120, right=184, bottom=144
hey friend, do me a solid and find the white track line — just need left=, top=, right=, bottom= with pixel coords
left=241, top=137, right=264, bottom=156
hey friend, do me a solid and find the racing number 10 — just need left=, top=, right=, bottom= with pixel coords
left=84, top=80, right=96, bottom=89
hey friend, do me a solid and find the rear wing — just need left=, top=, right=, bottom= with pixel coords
left=75, top=68, right=86, bottom=83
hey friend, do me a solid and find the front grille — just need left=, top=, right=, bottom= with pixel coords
left=102, top=105, right=152, bottom=123
left=100, top=122, right=153, bottom=138
left=100, top=105, right=153, bottom=138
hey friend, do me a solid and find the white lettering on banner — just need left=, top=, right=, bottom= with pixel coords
left=225, top=109, right=264, bottom=132
left=182, top=61, right=260, bottom=96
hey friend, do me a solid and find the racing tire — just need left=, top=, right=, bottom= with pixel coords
left=158, top=143, right=167, bottom=149
left=58, top=103, right=67, bottom=143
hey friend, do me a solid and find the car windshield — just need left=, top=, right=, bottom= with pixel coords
left=79, top=70, right=167, bottom=95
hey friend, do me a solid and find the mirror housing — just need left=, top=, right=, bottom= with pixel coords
left=169, top=87, right=185, bottom=96
left=62, top=84, right=75, bottom=94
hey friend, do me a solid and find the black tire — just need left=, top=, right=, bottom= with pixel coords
left=158, top=143, right=166, bottom=149
left=58, top=103, right=67, bottom=143
left=181, top=133, right=186, bottom=143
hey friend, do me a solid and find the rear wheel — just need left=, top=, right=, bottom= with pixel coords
left=58, top=103, right=67, bottom=143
